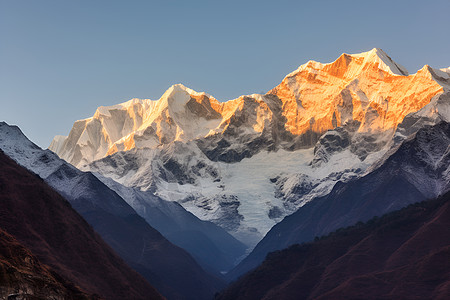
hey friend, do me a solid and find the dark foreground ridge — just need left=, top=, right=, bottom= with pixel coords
left=0, top=228, right=91, bottom=299
left=218, top=191, right=450, bottom=300
left=0, top=150, right=164, bottom=300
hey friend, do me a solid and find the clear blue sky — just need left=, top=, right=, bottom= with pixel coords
left=1, top=0, right=449, bottom=148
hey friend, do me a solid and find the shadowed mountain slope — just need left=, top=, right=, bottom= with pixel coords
left=0, top=121, right=225, bottom=300
left=0, top=150, right=163, bottom=299
left=0, top=228, right=91, bottom=299
left=218, top=191, right=450, bottom=300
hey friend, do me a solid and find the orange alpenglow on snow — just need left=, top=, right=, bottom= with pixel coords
left=269, top=48, right=444, bottom=135
left=49, top=48, right=449, bottom=167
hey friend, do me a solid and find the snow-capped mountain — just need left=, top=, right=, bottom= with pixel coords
left=50, top=48, right=450, bottom=247
left=229, top=120, right=450, bottom=279
left=51, top=48, right=446, bottom=168
left=0, top=122, right=243, bottom=299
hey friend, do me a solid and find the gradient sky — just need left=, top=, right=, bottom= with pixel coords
left=1, top=0, right=449, bottom=148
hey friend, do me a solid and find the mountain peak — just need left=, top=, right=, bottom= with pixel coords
left=352, top=48, right=409, bottom=75
left=162, top=83, right=197, bottom=111
left=164, top=83, right=215, bottom=100
left=286, top=48, right=409, bottom=79
left=0, top=122, right=38, bottom=150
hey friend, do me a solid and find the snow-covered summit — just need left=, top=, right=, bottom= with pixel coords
left=0, top=122, right=66, bottom=179
left=49, top=83, right=225, bottom=166
left=286, top=48, right=409, bottom=78
left=352, top=48, right=409, bottom=75
left=0, top=122, right=37, bottom=148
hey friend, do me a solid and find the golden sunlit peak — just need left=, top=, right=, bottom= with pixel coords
left=50, top=49, right=445, bottom=167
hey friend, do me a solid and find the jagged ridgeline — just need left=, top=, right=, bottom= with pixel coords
left=50, top=48, right=450, bottom=248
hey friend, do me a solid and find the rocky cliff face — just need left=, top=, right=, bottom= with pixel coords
left=49, top=49, right=450, bottom=247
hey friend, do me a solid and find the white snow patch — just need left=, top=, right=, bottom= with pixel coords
left=149, top=147, right=382, bottom=247
left=48, top=135, right=67, bottom=154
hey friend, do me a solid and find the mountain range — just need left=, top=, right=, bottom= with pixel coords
left=1, top=48, right=449, bottom=299
left=50, top=48, right=450, bottom=248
